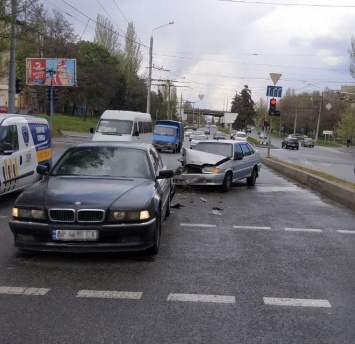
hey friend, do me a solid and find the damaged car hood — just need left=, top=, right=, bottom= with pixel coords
left=183, top=149, right=230, bottom=166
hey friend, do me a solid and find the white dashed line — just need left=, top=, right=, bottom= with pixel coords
left=167, top=293, right=235, bottom=304
left=264, top=297, right=331, bottom=308
left=233, top=225, right=271, bottom=230
left=337, top=230, right=355, bottom=234
left=0, top=216, right=7, bottom=219
left=180, top=223, right=216, bottom=228
left=76, top=290, right=142, bottom=299
left=285, top=228, right=323, bottom=233
left=0, top=286, right=50, bottom=295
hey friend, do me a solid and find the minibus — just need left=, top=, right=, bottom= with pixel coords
left=91, top=110, right=153, bottom=143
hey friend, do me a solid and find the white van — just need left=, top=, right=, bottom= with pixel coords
left=0, top=114, right=52, bottom=196
left=91, top=110, right=153, bottom=143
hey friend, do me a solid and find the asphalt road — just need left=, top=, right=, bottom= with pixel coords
left=0, top=132, right=354, bottom=343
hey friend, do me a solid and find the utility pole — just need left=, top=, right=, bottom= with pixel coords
left=8, top=0, right=17, bottom=113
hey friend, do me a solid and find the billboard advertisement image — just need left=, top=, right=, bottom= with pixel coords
left=26, top=58, right=77, bottom=87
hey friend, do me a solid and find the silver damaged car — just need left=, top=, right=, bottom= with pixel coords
left=174, top=140, right=261, bottom=192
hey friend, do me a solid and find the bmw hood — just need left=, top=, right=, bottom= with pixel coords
left=17, top=176, right=155, bottom=209
left=183, top=149, right=229, bottom=166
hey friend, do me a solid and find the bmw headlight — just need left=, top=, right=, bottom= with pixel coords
left=12, top=207, right=46, bottom=220
left=109, top=210, right=150, bottom=223
left=202, top=166, right=220, bottom=173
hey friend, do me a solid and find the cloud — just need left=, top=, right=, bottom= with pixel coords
left=43, top=0, right=355, bottom=109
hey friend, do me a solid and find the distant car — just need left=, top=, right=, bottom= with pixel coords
left=289, top=133, right=308, bottom=140
left=233, top=131, right=248, bottom=141
left=190, top=130, right=205, bottom=141
left=185, top=129, right=193, bottom=137
left=9, top=142, right=175, bottom=255
left=174, top=140, right=262, bottom=192
left=213, top=131, right=227, bottom=140
left=190, top=134, right=208, bottom=149
left=246, top=128, right=252, bottom=133
left=0, top=106, right=8, bottom=113
left=282, top=137, right=299, bottom=150
left=259, top=133, right=267, bottom=140
left=301, top=137, right=315, bottom=148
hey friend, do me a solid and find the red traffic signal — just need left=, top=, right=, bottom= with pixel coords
left=269, top=98, right=277, bottom=115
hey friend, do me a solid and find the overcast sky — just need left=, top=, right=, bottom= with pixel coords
left=43, top=0, right=355, bottom=110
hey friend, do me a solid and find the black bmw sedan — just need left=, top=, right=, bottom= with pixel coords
left=9, top=142, right=175, bottom=255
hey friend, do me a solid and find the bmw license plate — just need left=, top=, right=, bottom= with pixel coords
left=52, top=230, right=98, bottom=241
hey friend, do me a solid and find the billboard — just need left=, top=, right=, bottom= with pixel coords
left=26, top=58, right=77, bottom=87
left=224, top=112, right=238, bottom=124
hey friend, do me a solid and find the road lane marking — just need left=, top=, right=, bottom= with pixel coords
left=285, top=228, right=322, bottom=233
left=167, top=293, right=235, bottom=304
left=337, top=230, right=355, bottom=234
left=180, top=223, right=216, bottom=228
left=0, top=286, right=50, bottom=295
left=264, top=297, right=331, bottom=308
left=233, top=225, right=271, bottom=230
left=0, top=216, right=7, bottom=219
left=76, top=290, right=142, bottom=299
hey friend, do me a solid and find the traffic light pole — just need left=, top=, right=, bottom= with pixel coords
left=267, top=116, right=271, bottom=158
left=47, top=69, right=55, bottom=131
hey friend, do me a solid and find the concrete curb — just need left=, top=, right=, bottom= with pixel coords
left=262, top=157, right=355, bottom=212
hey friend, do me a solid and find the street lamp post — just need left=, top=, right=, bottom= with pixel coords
left=198, top=94, right=204, bottom=127
left=146, top=22, right=174, bottom=114
left=314, top=94, right=323, bottom=144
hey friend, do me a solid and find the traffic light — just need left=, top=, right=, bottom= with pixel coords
left=15, top=77, right=22, bottom=94
left=269, top=98, right=276, bottom=116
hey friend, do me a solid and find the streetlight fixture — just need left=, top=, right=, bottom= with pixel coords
left=146, top=21, right=174, bottom=114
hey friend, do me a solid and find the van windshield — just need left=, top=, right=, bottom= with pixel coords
left=96, top=120, right=133, bottom=135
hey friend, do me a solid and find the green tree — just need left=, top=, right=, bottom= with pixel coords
left=336, top=104, right=355, bottom=142
left=122, top=22, right=144, bottom=110
left=74, top=41, right=120, bottom=117
left=230, top=85, right=256, bottom=130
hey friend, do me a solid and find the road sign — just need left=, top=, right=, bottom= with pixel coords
left=270, top=73, right=282, bottom=85
left=266, top=86, right=282, bottom=98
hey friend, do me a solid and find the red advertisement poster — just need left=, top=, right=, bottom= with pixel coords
left=26, top=58, right=46, bottom=85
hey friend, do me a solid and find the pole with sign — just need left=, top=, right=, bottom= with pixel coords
left=267, top=73, right=282, bottom=157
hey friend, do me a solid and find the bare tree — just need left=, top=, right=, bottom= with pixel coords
left=349, top=36, right=355, bottom=78
left=94, top=14, right=120, bottom=54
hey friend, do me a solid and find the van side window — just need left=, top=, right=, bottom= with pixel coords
left=0, top=125, right=19, bottom=153
left=133, top=122, right=139, bottom=135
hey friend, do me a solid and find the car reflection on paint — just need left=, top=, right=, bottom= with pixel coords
left=9, top=142, right=175, bottom=255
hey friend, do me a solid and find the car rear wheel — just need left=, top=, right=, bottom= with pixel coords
left=221, top=172, right=232, bottom=192
left=247, top=168, right=257, bottom=186
left=147, top=211, right=161, bottom=255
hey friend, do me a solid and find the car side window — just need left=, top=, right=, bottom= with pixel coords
left=241, top=143, right=251, bottom=156
left=246, top=143, right=254, bottom=154
left=234, top=143, right=243, bottom=156
left=148, top=146, right=163, bottom=173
